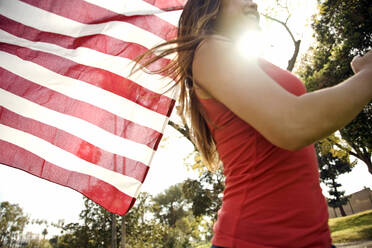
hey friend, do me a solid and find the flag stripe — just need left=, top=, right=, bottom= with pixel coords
left=0, top=89, right=156, bottom=165
left=0, top=107, right=149, bottom=182
left=20, top=0, right=178, bottom=41
left=0, top=140, right=136, bottom=214
left=0, top=124, right=142, bottom=198
left=82, top=0, right=182, bottom=25
left=0, top=0, right=168, bottom=52
left=0, top=42, right=174, bottom=117
left=0, top=51, right=169, bottom=133
left=0, top=0, right=183, bottom=214
left=0, top=16, right=177, bottom=98
left=84, top=0, right=184, bottom=14
left=141, top=0, right=186, bottom=10
left=0, top=67, right=162, bottom=150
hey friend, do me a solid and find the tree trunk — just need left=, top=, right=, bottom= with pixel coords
left=111, top=213, right=117, bottom=248
left=287, top=40, right=301, bottom=72
left=348, top=200, right=354, bottom=214
left=120, top=215, right=126, bottom=248
left=332, top=178, right=347, bottom=217
left=333, top=207, right=337, bottom=218
left=338, top=205, right=346, bottom=217
left=361, top=156, right=372, bottom=175
left=344, top=139, right=372, bottom=175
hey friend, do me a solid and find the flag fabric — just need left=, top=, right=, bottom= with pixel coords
left=0, top=0, right=186, bottom=215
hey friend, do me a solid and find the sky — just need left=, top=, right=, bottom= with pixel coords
left=1, top=0, right=372, bottom=238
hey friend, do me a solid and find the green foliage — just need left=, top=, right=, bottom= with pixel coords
left=53, top=197, right=120, bottom=248
left=182, top=170, right=224, bottom=220
left=25, top=239, right=40, bottom=248
left=317, top=134, right=355, bottom=163
left=151, top=184, right=207, bottom=248
left=53, top=177, right=221, bottom=248
left=152, top=184, right=188, bottom=228
left=124, top=171, right=224, bottom=247
left=26, top=239, right=53, bottom=248
left=297, top=0, right=372, bottom=174
left=46, top=163, right=225, bottom=248
left=0, top=201, right=29, bottom=247
left=124, top=193, right=167, bottom=247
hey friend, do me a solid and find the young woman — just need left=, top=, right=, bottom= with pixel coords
left=135, top=0, right=372, bottom=247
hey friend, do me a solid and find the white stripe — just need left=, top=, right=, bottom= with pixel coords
left=84, top=0, right=181, bottom=26
left=0, top=0, right=165, bottom=50
left=0, top=51, right=168, bottom=133
left=156, top=10, right=182, bottom=27
left=0, top=124, right=142, bottom=197
left=0, top=89, right=155, bottom=166
left=84, top=0, right=164, bottom=15
left=0, top=29, right=177, bottom=99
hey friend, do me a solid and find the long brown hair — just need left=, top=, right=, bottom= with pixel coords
left=133, top=0, right=222, bottom=171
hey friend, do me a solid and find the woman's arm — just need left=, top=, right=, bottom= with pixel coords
left=192, top=37, right=372, bottom=151
left=292, top=69, right=372, bottom=150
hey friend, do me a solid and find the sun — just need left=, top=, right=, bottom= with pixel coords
left=236, top=30, right=264, bottom=59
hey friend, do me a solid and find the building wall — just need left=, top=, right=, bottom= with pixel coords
left=328, top=187, right=372, bottom=218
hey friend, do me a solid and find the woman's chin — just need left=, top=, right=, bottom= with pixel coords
left=245, top=22, right=261, bottom=32
left=242, top=14, right=260, bottom=30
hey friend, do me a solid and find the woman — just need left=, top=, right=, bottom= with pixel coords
left=134, top=0, right=372, bottom=247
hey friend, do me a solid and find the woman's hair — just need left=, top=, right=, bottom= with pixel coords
left=133, top=0, right=222, bottom=171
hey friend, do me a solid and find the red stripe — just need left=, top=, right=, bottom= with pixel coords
left=20, top=0, right=178, bottom=41
left=0, top=43, right=174, bottom=117
left=141, top=0, right=186, bottom=11
left=0, top=15, right=173, bottom=75
left=0, top=140, right=136, bottom=215
left=0, top=107, right=150, bottom=183
left=0, top=68, right=163, bottom=150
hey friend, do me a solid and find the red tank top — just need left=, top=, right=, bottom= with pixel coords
left=198, top=59, right=331, bottom=248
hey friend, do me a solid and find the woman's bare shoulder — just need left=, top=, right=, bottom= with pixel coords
left=195, top=34, right=232, bottom=54
left=193, top=35, right=235, bottom=99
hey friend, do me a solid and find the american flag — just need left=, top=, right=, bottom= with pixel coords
left=0, top=0, right=185, bottom=215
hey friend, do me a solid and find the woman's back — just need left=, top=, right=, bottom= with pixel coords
left=196, top=59, right=331, bottom=248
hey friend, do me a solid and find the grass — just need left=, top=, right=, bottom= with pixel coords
left=329, top=209, right=372, bottom=243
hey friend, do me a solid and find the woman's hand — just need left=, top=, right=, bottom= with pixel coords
left=351, top=50, right=372, bottom=74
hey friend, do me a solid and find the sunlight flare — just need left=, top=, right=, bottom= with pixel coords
left=237, top=30, right=264, bottom=59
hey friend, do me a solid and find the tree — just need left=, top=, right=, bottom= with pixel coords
left=56, top=197, right=120, bottom=248
left=0, top=201, right=29, bottom=247
left=56, top=194, right=166, bottom=248
left=182, top=170, right=224, bottom=220
left=260, top=0, right=303, bottom=71
left=42, top=228, right=48, bottom=240
left=152, top=184, right=188, bottom=228
left=151, top=184, right=208, bottom=248
left=124, top=193, right=166, bottom=248
left=297, top=0, right=372, bottom=174
left=316, top=142, right=354, bottom=216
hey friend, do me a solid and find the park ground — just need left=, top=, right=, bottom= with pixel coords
left=330, top=209, right=372, bottom=247
left=335, top=240, right=372, bottom=248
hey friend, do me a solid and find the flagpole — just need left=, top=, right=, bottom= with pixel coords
left=111, top=213, right=117, bottom=248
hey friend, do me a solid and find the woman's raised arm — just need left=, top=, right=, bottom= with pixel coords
left=192, top=37, right=372, bottom=151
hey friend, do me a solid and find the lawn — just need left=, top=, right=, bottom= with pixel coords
left=329, top=209, right=372, bottom=243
